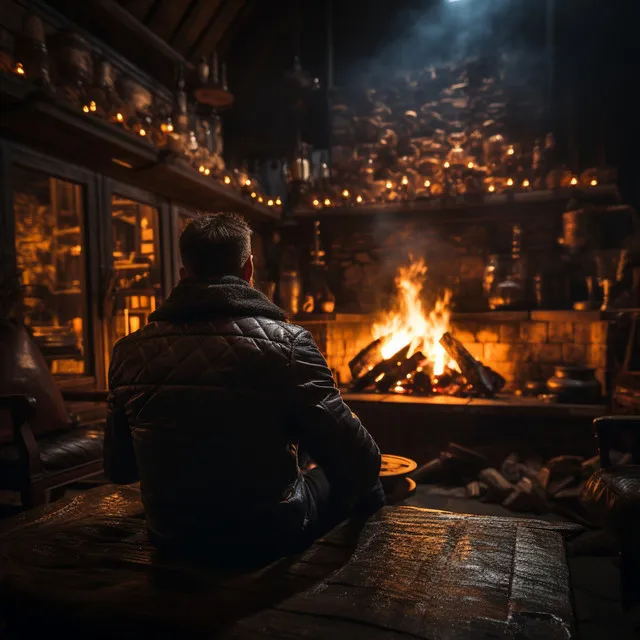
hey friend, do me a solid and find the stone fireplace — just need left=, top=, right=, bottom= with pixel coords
left=298, top=310, right=610, bottom=396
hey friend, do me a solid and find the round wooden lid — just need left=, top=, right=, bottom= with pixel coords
left=379, top=454, right=417, bottom=477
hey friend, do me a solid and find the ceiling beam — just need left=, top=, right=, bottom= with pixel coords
left=187, top=0, right=245, bottom=62
left=216, top=0, right=256, bottom=59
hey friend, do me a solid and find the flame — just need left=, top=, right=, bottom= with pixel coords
left=372, top=258, right=453, bottom=376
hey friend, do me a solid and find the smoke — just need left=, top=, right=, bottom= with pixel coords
left=342, top=0, right=547, bottom=91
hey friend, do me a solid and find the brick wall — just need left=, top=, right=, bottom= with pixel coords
left=298, top=310, right=609, bottom=396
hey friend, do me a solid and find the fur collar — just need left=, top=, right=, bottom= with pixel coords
left=149, top=277, right=286, bottom=323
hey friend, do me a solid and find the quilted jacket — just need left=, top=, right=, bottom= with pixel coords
left=105, top=276, right=381, bottom=551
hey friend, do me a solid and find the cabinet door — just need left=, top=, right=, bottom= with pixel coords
left=12, top=165, right=90, bottom=375
left=108, top=192, right=163, bottom=348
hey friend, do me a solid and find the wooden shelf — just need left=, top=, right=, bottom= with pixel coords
left=292, top=185, right=619, bottom=221
left=0, top=73, right=278, bottom=221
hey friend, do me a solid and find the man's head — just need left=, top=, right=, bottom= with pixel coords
left=179, top=212, right=253, bottom=282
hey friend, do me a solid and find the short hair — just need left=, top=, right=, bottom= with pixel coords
left=179, top=212, right=252, bottom=279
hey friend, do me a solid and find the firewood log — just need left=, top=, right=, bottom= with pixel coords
left=350, top=344, right=410, bottom=392
left=478, top=468, right=514, bottom=500
left=439, top=332, right=497, bottom=396
left=348, top=336, right=388, bottom=381
left=376, top=352, right=425, bottom=393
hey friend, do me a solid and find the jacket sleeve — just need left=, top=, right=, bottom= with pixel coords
left=104, top=352, right=138, bottom=484
left=290, top=329, right=381, bottom=505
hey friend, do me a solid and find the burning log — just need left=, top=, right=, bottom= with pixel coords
left=439, top=332, right=503, bottom=397
left=350, top=344, right=411, bottom=392
left=348, top=337, right=388, bottom=381
left=375, top=351, right=426, bottom=393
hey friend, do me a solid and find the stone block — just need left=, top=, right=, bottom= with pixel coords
left=483, top=343, right=512, bottom=363
left=534, top=343, right=563, bottom=363
left=488, top=361, right=517, bottom=382
left=476, top=325, right=500, bottom=343
left=520, top=322, right=548, bottom=343
left=587, top=344, right=607, bottom=368
left=590, top=321, right=609, bottom=344
left=573, top=323, right=591, bottom=344
left=562, top=343, right=587, bottom=365
left=465, top=343, right=484, bottom=361
left=499, top=323, right=519, bottom=343
left=452, top=322, right=477, bottom=343
left=548, top=322, right=573, bottom=343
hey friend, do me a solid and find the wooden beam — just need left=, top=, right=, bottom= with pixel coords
left=168, top=0, right=214, bottom=51
left=216, top=0, right=256, bottom=59
left=71, top=0, right=193, bottom=71
left=187, top=0, right=243, bottom=62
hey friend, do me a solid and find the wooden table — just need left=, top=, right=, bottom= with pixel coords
left=0, top=485, right=580, bottom=639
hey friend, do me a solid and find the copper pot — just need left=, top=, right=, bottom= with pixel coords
left=546, top=366, right=601, bottom=404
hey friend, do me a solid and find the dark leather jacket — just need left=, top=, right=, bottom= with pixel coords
left=105, top=277, right=381, bottom=550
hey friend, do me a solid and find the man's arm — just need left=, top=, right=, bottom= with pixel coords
left=290, top=329, right=381, bottom=505
left=104, top=354, right=138, bottom=484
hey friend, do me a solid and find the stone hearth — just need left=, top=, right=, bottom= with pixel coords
left=297, top=310, right=611, bottom=395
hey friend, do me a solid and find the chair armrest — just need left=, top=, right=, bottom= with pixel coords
left=0, top=394, right=37, bottom=423
left=0, top=394, right=43, bottom=477
left=61, top=389, right=109, bottom=403
left=594, top=416, right=640, bottom=468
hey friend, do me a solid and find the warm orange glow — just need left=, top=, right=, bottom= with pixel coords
left=522, top=179, right=530, bottom=187
left=386, top=181, right=393, bottom=189
left=139, top=128, right=146, bottom=136
left=356, top=195, right=363, bottom=203
left=258, top=196, right=264, bottom=203
left=443, top=161, right=450, bottom=169
left=204, top=168, right=210, bottom=175
left=590, top=179, right=598, bottom=186
left=313, top=198, right=320, bottom=206
left=467, top=161, right=474, bottom=169
left=199, top=165, right=205, bottom=173
left=323, top=198, right=331, bottom=206
left=116, top=112, right=124, bottom=122
left=89, top=101, right=97, bottom=112
left=275, top=197, right=282, bottom=205
left=15, top=62, right=25, bottom=75
left=82, top=105, right=90, bottom=113
left=488, top=184, right=495, bottom=192
left=507, top=146, right=515, bottom=156
left=342, top=189, right=350, bottom=197
left=224, top=176, right=231, bottom=184
left=507, top=178, right=514, bottom=186
left=372, top=258, right=453, bottom=376
left=251, top=192, right=257, bottom=198
left=167, top=123, right=174, bottom=132
left=424, top=180, right=431, bottom=188
left=401, top=176, right=409, bottom=185
left=245, top=179, right=251, bottom=186
left=267, top=199, right=274, bottom=206
left=570, top=177, right=578, bottom=186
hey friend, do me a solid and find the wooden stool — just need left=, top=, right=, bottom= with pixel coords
left=380, top=454, right=417, bottom=503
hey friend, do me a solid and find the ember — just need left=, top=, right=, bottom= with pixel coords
left=349, top=258, right=505, bottom=397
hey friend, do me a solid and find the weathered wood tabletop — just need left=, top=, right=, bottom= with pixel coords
left=0, top=485, right=580, bottom=639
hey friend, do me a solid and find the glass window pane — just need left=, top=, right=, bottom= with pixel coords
left=110, top=195, right=162, bottom=343
left=13, top=166, right=88, bottom=375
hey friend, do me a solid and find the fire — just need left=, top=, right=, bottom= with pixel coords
left=372, top=258, right=454, bottom=376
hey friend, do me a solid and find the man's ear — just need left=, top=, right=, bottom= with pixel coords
left=241, top=255, right=254, bottom=283
left=179, top=266, right=187, bottom=281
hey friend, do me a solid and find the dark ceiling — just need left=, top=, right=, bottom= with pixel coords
left=45, top=0, right=640, bottom=207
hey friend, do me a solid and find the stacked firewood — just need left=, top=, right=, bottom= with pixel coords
left=327, top=57, right=550, bottom=206
left=349, top=331, right=506, bottom=398
left=412, top=442, right=633, bottom=523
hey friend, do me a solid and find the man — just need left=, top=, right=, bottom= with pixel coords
left=105, top=212, right=382, bottom=562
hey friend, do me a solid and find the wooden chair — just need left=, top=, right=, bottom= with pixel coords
left=581, top=416, right=640, bottom=611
